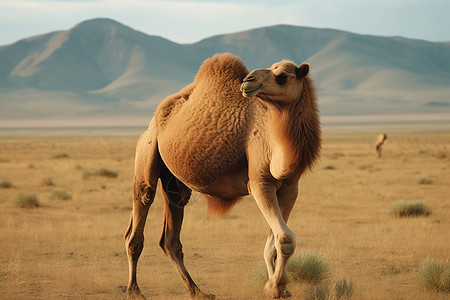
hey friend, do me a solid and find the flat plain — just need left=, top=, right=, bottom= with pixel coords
left=0, top=128, right=449, bottom=299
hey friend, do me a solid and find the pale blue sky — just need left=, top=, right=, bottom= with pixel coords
left=1, top=0, right=449, bottom=46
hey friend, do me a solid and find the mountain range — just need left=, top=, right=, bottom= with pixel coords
left=1, top=18, right=449, bottom=127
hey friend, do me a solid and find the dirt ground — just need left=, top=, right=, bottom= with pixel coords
left=0, top=129, right=449, bottom=299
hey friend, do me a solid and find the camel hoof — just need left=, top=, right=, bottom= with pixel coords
left=126, top=284, right=146, bottom=300
left=282, top=288, right=292, bottom=298
left=264, top=280, right=286, bottom=299
left=126, top=292, right=146, bottom=300
left=191, top=292, right=216, bottom=300
left=281, top=243, right=294, bottom=255
left=190, top=287, right=216, bottom=300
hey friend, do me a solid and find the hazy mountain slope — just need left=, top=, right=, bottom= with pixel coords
left=0, top=19, right=192, bottom=91
left=0, top=19, right=449, bottom=126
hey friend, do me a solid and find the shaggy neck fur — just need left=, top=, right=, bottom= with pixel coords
left=267, top=76, right=321, bottom=179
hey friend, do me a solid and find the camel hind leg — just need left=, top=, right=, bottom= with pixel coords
left=159, top=165, right=215, bottom=299
left=124, top=126, right=162, bottom=299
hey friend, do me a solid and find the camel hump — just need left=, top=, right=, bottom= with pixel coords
left=194, top=53, right=249, bottom=85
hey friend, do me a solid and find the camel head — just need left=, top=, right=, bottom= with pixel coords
left=241, top=60, right=310, bottom=104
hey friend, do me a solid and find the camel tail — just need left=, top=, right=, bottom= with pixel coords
left=206, top=196, right=241, bottom=218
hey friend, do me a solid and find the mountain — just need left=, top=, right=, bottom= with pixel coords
left=1, top=18, right=449, bottom=127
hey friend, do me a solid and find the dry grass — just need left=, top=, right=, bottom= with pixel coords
left=389, top=201, right=431, bottom=217
left=0, top=130, right=449, bottom=299
left=418, top=258, right=450, bottom=292
left=288, top=250, right=331, bottom=284
left=13, top=191, right=40, bottom=208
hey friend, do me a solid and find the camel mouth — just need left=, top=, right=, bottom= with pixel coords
left=241, top=83, right=263, bottom=98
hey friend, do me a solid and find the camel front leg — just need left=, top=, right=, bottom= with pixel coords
left=249, top=180, right=297, bottom=299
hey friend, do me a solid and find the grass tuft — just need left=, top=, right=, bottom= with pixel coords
left=250, top=250, right=330, bottom=287
left=1, top=179, right=12, bottom=188
left=389, top=201, right=431, bottom=217
left=41, top=177, right=54, bottom=186
left=418, top=258, right=450, bottom=292
left=288, top=250, right=331, bottom=284
left=330, top=152, right=345, bottom=160
left=14, top=192, right=40, bottom=208
left=357, top=164, right=372, bottom=170
left=53, top=153, right=69, bottom=159
left=435, top=151, right=447, bottom=159
left=250, top=262, right=268, bottom=286
left=95, top=168, right=118, bottom=178
left=305, top=283, right=330, bottom=300
left=335, top=278, right=354, bottom=299
left=50, top=189, right=72, bottom=201
left=418, top=177, right=433, bottom=185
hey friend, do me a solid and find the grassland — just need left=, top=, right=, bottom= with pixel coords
left=0, top=129, right=449, bottom=299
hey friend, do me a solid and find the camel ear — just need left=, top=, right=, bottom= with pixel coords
left=296, top=63, right=309, bottom=78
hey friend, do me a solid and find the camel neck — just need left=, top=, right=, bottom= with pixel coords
left=267, top=78, right=321, bottom=178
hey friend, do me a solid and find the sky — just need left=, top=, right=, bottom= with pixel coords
left=0, top=0, right=450, bottom=47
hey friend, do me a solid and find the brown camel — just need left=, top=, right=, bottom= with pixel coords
left=124, top=53, right=321, bottom=299
left=375, top=133, right=387, bottom=158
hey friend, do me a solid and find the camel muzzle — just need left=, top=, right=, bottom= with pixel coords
left=241, top=75, right=263, bottom=98
left=241, top=83, right=263, bottom=98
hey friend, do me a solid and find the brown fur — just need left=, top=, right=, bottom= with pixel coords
left=206, top=195, right=241, bottom=217
left=124, top=53, right=321, bottom=299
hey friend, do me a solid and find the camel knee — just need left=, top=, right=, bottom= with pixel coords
left=281, top=243, right=294, bottom=256
left=133, top=181, right=156, bottom=206
left=277, top=233, right=296, bottom=257
left=159, top=236, right=184, bottom=262
left=126, top=233, right=145, bottom=260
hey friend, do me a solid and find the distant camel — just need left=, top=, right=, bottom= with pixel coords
left=124, top=53, right=321, bottom=299
left=375, top=133, right=388, bottom=157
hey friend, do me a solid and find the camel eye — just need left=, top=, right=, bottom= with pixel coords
left=275, top=73, right=288, bottom=85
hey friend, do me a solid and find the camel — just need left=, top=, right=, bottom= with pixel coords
left=375, top=133, right=387, bottom=158
left=124, top=53, right=321, bottom=299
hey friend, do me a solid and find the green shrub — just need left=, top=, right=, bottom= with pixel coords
left=250, top=262, right=268, bottom=286
left=0, top=179, right=12, bottom=188
left=96, top=168, right=118, bottom=178
left=357, top=164, right=372, bottom=170
left=330, top=153, right=345, bottom=160
left=251, top=250, right=331, bottom=287
left=418, top=177, right=433, bottom=185
left=305, top=283, right=330, bottom=300
left=389, top=201, right=431, bottom=217
left=50, top=189, right=72, bottom=200
left=53, top=153, right=69, bottom=159
left=323, top=165, right=336, bottom=170
left=288, top=250, right=330, bottom=284
left=435, top=151, right=447, bottom=159
left=335, top=278, right=354, bottom=299
left=418, top=258, right=450, bottom=292
left=82, top=170, right=93, bottom=179
left=41, top=177, right=54, bottom=186
left=14, top=192, right=40, bottom=208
